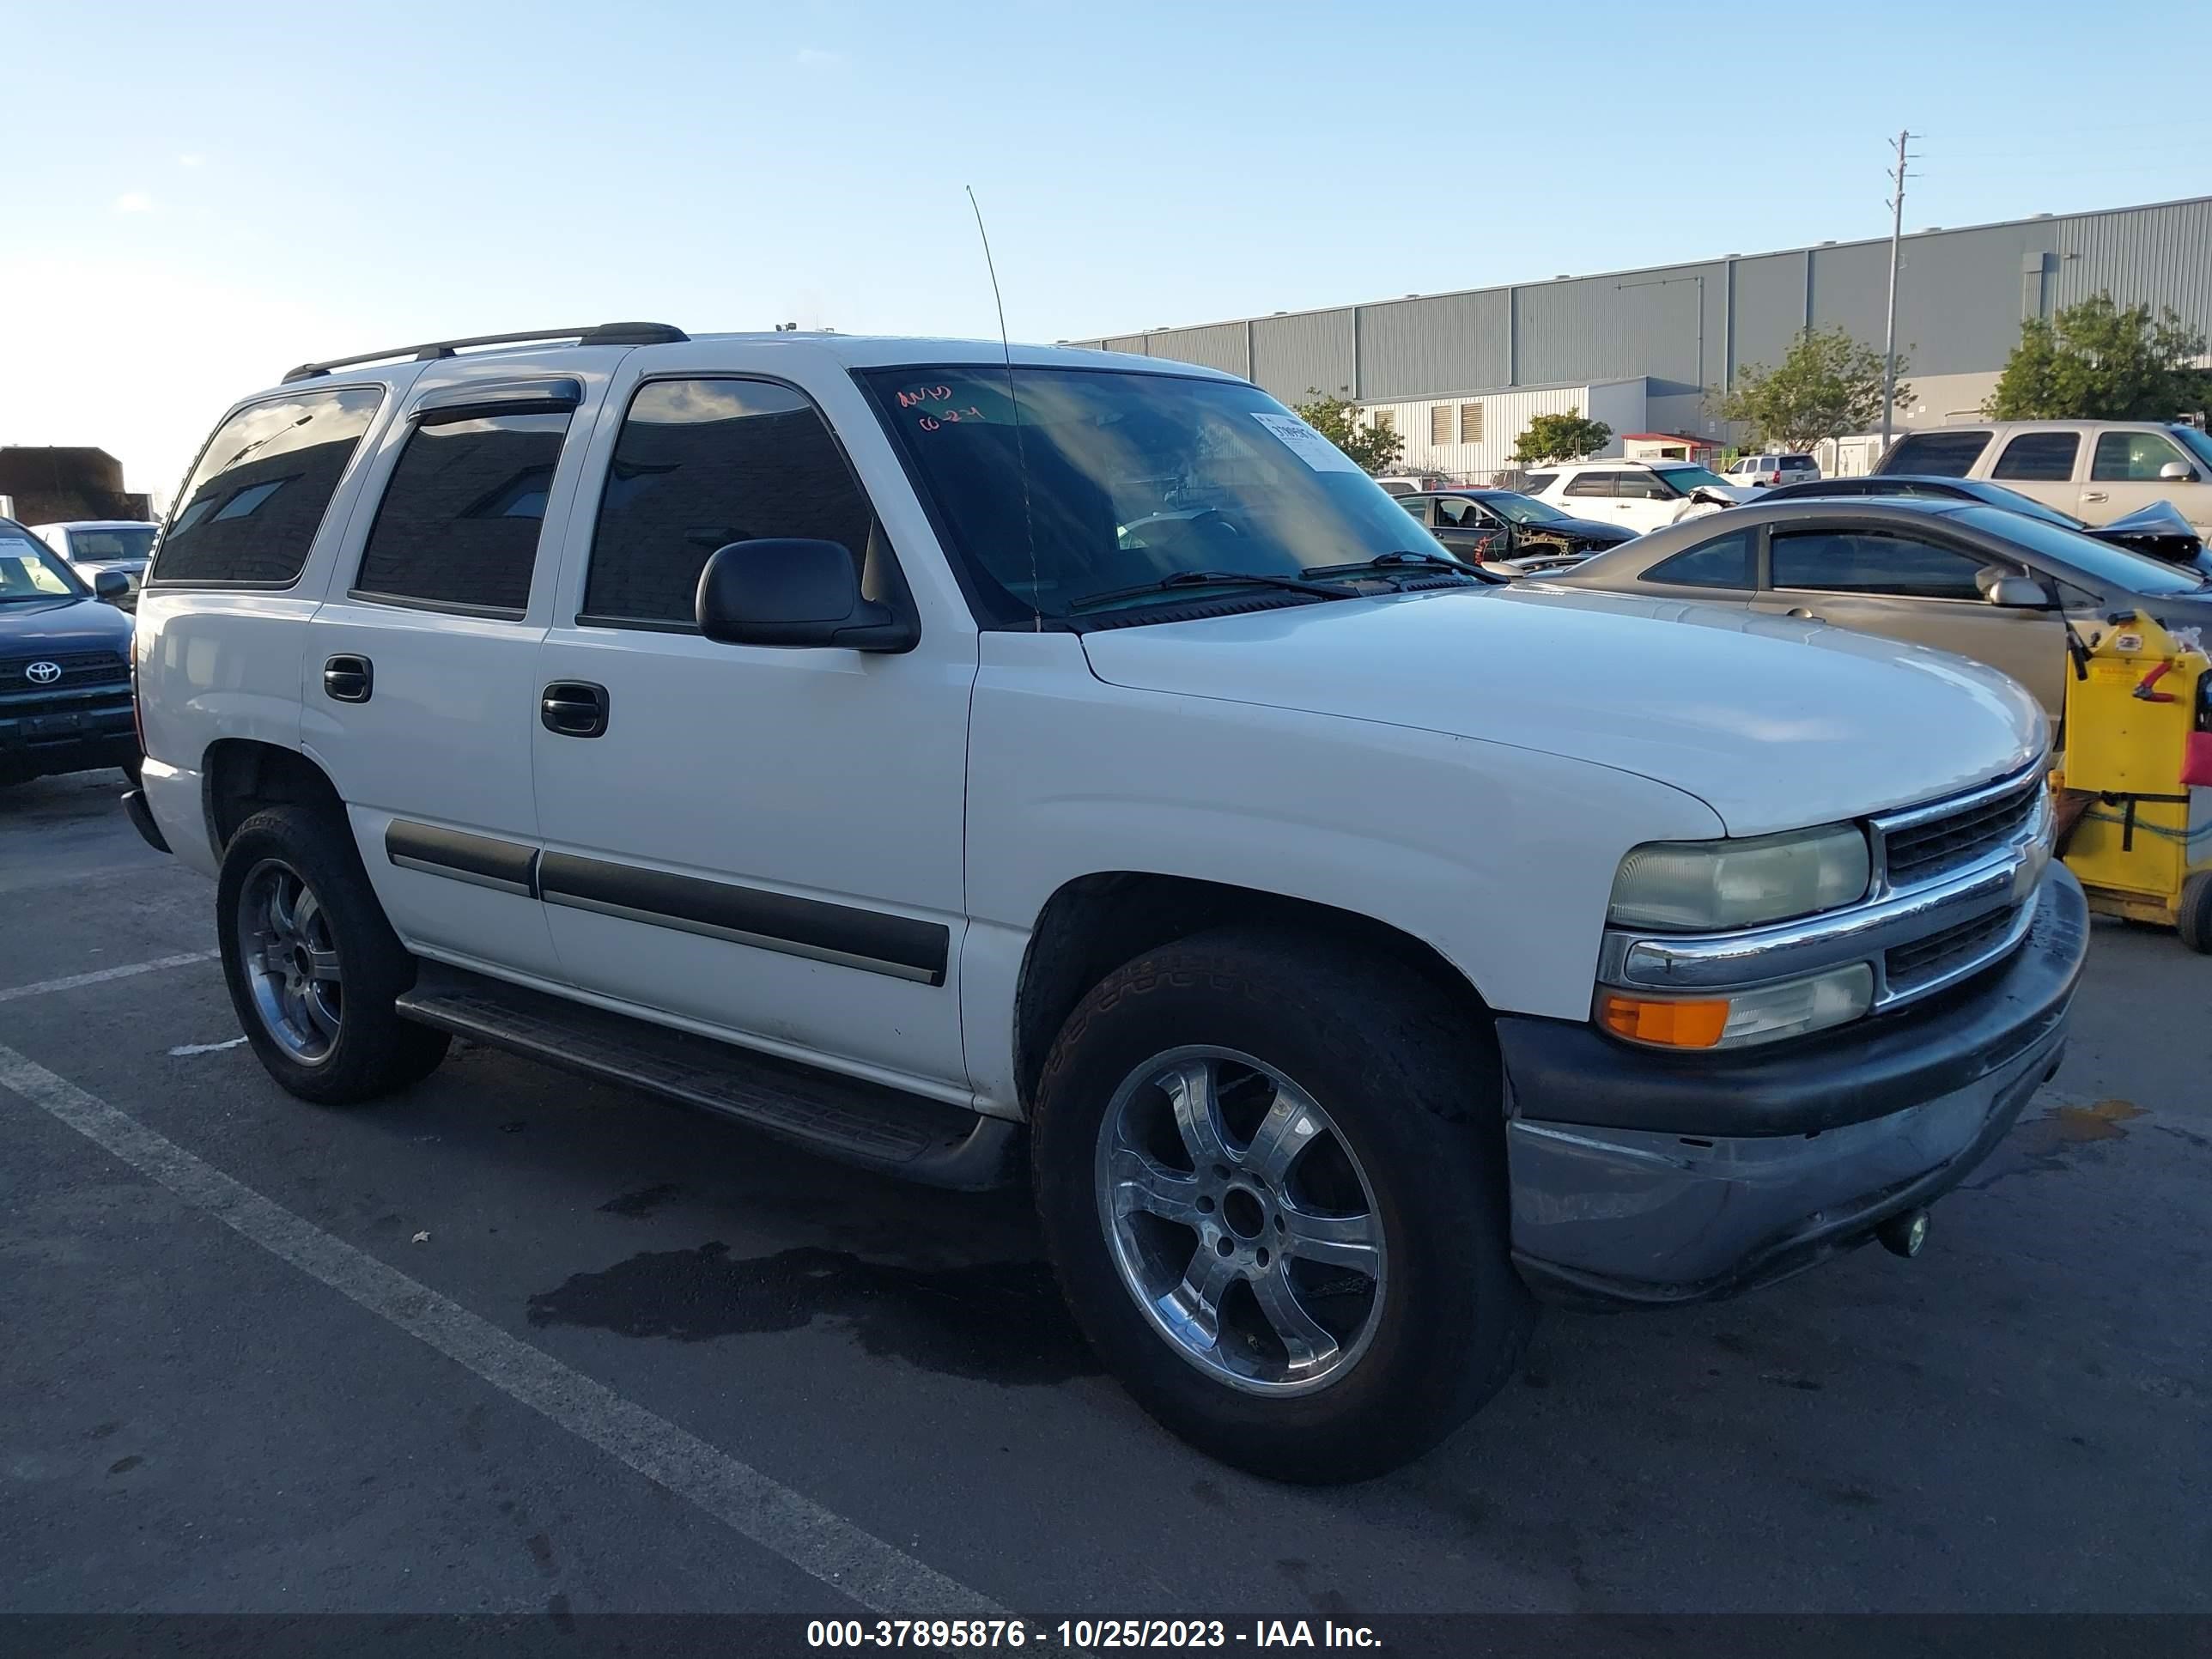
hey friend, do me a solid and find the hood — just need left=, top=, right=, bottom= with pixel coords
left=1079, top=586, right=2045, bottom=836
left=0, top=595, right=133, bottom=655
left=1527, top=514, right=1633, bottom=543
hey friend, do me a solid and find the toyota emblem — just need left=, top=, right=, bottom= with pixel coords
left=25, top=660, right=62, bottom=685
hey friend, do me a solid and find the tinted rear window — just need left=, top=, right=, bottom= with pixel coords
left=1990, top=432, right=2080, bottom=482
left=152, top=387, right=384, bottom=586
left=1876, top=429, right=1990, bottom=477
left=354, top=411, right=570, bottom=614
left=1645, top=529, right=1754, bottom=589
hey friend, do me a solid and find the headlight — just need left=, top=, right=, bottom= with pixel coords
left=1608, top=823, right=1870, bottom=933
left=1598, top=964, right=1875, bottom=1050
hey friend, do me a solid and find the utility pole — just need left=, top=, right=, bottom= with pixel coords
left=1881, top=129, right=1917, bottom=451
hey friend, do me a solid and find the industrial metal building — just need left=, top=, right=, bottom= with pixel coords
left=1069, top=193, right=2212, bottom=477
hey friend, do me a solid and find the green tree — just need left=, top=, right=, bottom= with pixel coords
left=1720, top=326, right=1908, bottom=451
left=1293, top=387, right=1405, bottom=475
left=1510, top=409, right=1613, bottom=465
left=1983, top=294, right=2209, bottom=421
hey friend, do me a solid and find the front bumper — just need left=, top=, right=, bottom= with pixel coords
left=0, top=695, right=137, bottom=780
left=1499, top=864, right=2087, bottom=1306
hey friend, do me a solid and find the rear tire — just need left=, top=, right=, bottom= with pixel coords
left=2179, top=871, right=2212, bottom=955
left=216, top=805, right=448, bottom=1104
left=1031, top=927, right=1532, bottom=1483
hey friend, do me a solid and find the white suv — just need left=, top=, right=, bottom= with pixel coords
left=127, top=323, right=2083, bottom=1480
left=1875, top=420, right=2212, bottom=533
left=1522, top=459, right=1753, bottom=533
left=31, top=519, right=161, bottom=591
left=1724, top=453, right=1821, bottom=489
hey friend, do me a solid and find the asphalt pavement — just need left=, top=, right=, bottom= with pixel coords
left=2, top=769, right=2205, bottom=1623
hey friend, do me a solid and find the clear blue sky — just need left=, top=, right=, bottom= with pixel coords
left=4, top=0, right=2203, bottom=499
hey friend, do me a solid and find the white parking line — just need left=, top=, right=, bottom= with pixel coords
left=0, top=1042, right=1007, bottom=1620
left=0, top=951, right=220, bottom=1006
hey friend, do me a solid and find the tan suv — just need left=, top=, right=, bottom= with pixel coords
left=1874, top=420, right=2212, bottom=533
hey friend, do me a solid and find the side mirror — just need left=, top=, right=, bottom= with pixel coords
left=695, top=538, right=916, bottom=653
left=93, top=569, right=131, bottom=603
left=2159, top=459, right=2196, bottom=482
left=1983, top=574, right=2053, bottom=609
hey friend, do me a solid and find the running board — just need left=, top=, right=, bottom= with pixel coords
left=395, top=965, right=1020, bottom=1191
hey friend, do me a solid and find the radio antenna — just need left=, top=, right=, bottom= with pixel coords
left=967, top=185, right=1042, bottom=630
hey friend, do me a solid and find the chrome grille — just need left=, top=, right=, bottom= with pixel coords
left=1882, top=774, right=2042, bottom=888
left=1885, top=908, right=2018, bottom=995
left=0, top=652, right=129, bottom=694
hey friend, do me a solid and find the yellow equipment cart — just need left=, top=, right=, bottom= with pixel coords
left=2057, top=610, right=2212, bottom=951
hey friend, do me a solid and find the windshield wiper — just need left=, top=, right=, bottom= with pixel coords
left=1067, top=568, right=1360, bottom=613
left=1303, top=550, right=1505, bottom=585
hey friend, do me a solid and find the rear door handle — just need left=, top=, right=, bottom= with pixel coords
left=323, top=655, right=373, bottom=702
left=1785, top=606, right=1824, bottom=621
left=540, top=681, right=610, bottom=738
left=2082, top=490, right=2109, bottom=503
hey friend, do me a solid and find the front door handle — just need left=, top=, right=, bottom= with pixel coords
left=2082, top=490, right=2109, bottom=503
left=323, top=655, right=373, bottom=702
left=541, top=681, right=609, bottom=738
left=1785, top=606, right=1824, bottom=621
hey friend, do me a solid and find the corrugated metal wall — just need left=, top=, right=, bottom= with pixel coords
left=1515, top=261, right=1727, bottom=394
left=1249, top=310, right=1357, bottom=402
left=1356, top=291, right=1511, bottom=401
left=1141, top=321, right=1248, bottom=376
left=2057, top=198, right=2212, bottom=325
left=1073, top=197, right=2212, bottom=410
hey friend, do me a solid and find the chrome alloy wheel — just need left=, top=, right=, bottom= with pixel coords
left=1094, top=1046, right=1388, bottom=1395
left=236, top=858, right=343, bottom=1064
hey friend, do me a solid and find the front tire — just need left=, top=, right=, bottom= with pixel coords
left=1031, top=927, right=1532, bottom=1482
left=216, top=805, right=448, bottom=1104
left=2179, top=871, right=2212, bottom=955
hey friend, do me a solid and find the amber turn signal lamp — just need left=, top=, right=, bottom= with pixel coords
left=1597, top=992, right=1730, bottom=1048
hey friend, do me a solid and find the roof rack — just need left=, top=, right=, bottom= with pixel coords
left=281, top=321, right=688, bottom=384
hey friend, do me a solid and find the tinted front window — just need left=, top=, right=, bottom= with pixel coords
left=863, top=368, right=1449, bottom=623
left=1879, top=429, right=1990, bottom=477
left=355, top=411, right=570, bottom=613
left=1645, top=529, right=1754, bottom=589
left=2091, top=430, right=2190, bottom=482
left=1771, top=530, right=1989, bottom=599
left=585, top=379, right=875, bottom=626
left=153, top=386, right=383, bottom=585
left=1617, top=472, right=1675, bottom=500
left=1991, top=433, right=2080, bottom=481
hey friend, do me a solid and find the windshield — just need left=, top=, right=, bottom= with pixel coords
left=1952, top=506, right=2207, bottom=595
left=0, top=531, right=89, bottom=601
left=2169, top=425, right=2212, bottom=473
left=64, top=526, right=157, bottom=562
left=1655, top=465, right=1732, bottom=494
left=1475, top=491, right=1567, bottom=525
left=864, top=367, right=1443, bottom=622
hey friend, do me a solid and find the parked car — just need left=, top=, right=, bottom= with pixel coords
left=1394, top=489, right=1637, bottom=567
left=1759, top=474, right=2212, bottom=574
left=1547, top=495, right=2212, bottom=717
left=1520, top=459, right=1754, bottom=535
left=0, top=518, right=138, bottom=789
left=1724, top=453, right=1820, bottom=489
left=1873, top=420, right=2212, bottom=535
left=31, top=520, right=161, bottom=595
left=131, top=325, right=2081, bottom=1482
left=1370, top=473, right=1449, bottom=498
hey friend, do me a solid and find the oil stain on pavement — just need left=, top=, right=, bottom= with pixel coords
left=1970, top=1098, right=2148, bottom=1188
left=526, top=1242, right=1100, bottom=1384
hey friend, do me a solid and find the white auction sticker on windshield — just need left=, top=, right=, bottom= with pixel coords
left=1249, top=411, right=1362, bottom=473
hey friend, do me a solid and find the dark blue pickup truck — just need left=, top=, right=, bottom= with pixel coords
left=0, top=519, right=138, bottom=788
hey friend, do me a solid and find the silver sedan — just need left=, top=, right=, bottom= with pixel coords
left=1543, top=496, right=2212, bottom=716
